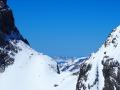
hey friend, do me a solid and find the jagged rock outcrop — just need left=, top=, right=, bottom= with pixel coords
left=76, top=26, right=120, bottom=90
left=0, top=0, right=28, bottom=72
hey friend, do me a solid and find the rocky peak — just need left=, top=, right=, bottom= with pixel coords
left=0, top=0, right=29, bottom=73
left=76, top=26, right=120, bottom=90
left=104, top=25, right=120, bottom=48
left=0, top=0, right=29, bottom=42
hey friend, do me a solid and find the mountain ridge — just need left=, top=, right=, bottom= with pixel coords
left=76, top=26, right=120, bottom=90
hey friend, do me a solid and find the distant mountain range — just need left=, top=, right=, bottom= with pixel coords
left=53, top=56, right=88, bottom=73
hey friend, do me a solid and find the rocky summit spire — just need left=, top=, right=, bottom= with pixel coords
left=0, top=0, right=29, bottom=43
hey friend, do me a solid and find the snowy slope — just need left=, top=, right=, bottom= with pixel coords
left=0, top=41, right=79, bottom=90
left=76, top=26, right=120, bottom=90
left=0, top=41, right=56, bottom=90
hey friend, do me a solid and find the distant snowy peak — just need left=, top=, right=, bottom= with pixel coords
left=76, top=26, right=120, bottom=90
left=54, top=56, right=88, bottom=74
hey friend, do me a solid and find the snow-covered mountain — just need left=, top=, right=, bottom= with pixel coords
left=0, top=1, right=83, bottom=90
left=76, top=26, right=120, bottom=90
left=54, top=56, right=88, bottom=74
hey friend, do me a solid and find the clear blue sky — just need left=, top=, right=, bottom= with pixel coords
left=8, top=0, right=120, bottom=57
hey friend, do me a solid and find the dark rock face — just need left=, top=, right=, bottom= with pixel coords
left=0, top=0, right=6, bottom=4
left=0, top=0, right=29, bottom=43
left=0, top=0, right=29, bottom=72
left=102, top=56, right=120, bottom=90
left=76, top=63, right=92, bottom=90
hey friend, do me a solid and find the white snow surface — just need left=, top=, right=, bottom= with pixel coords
left=0, top=41, right=78, bottom=90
